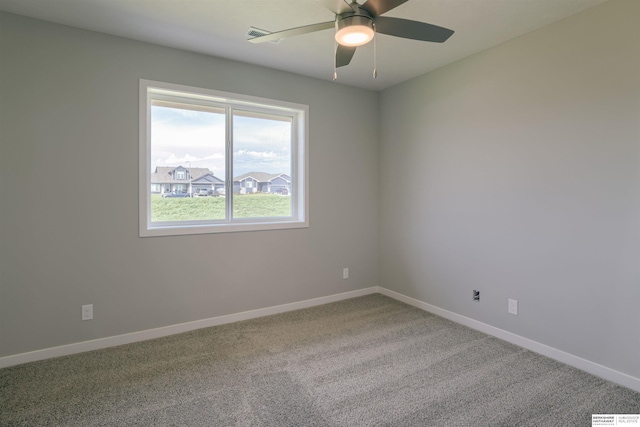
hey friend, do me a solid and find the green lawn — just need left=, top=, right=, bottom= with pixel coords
left=151, top=193, right=291, bottom=222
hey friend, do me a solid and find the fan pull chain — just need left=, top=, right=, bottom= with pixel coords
left=333, top=38, right=338, bottom=80
left=333, top=18, right=338, bottom=80
left=373, top=23, right=377, bottom=78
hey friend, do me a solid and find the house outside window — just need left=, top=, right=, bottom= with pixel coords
left=139, top=79, right=308, bottom=237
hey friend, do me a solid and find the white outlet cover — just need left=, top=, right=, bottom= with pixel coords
left=343, top=268, right=349, bottom=279
left=82, top=304, right=93, bottom=320
left=508, top=299, right=518, bottom=315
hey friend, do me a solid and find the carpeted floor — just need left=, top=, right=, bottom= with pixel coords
left=1, top=294, right=638, bottom=426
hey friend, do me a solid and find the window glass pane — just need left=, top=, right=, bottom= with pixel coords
left=233, top=111, right=292, bottom=219
left=150, top=101, right=226, bottom=222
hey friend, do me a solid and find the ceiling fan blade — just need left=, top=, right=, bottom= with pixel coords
left=336, top=45, right=357, bottom=67
left=248, top=21, right=334, bottom=44
left=314, top=0, right=354, bottom=15
left=361, top=0, right=409, bottom=17
left=375, top=16, right=454, bottom=43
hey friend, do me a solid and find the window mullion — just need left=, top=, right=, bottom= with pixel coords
left=226, top=106, right=233, bottom=222
left=290, top=117, right=297, bottom=219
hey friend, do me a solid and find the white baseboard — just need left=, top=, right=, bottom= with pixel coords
left=0, top=287, right=378, bottom=369
left=2, top=286, right=638, bottom=393
left=376, top=287, right=640, bottom=393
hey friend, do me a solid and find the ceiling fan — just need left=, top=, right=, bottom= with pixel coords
left=248, top=0, right=454, bottom=77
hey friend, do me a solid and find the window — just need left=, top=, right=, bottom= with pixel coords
left=139, top=79, right=308, bottom=237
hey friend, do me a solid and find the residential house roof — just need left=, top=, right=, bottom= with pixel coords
left=233, top=172, right=290, bottom=183
left=151, top=166, right=218, bottom=184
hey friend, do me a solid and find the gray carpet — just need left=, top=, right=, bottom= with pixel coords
left=1, top=294, right=638, bottom=426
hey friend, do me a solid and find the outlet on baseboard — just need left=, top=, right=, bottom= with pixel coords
left=82, top=304, right=93, bottom=321
left=343, top=268, right=349, bottom=279
left=508, top=299, right=518, bottom=316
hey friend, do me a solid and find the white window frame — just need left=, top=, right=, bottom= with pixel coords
left=139, top=79, right=309, bottom=237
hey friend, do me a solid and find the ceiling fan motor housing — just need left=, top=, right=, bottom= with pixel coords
left=337, top=4, right=374, bottom=26
left=336, top=14, right=374, bottom=31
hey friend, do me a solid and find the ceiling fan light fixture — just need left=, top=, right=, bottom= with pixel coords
left=335, top=15, right=374, bottom=47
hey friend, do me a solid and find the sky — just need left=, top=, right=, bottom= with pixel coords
left=151, top=105, right=291, bottom=177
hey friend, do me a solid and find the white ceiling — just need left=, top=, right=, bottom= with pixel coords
left=0, top=0, right=608, bottom=91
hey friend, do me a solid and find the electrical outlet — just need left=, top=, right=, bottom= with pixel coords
left=343, top=268, right=349, bottom=279
left=473, top=290, right=480, bottom=301
left=508, top=299, right=518, bottom=315
left=82, top=304, right=93, bottom=321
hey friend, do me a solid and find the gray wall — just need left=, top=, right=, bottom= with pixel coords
left=0, top=13, right=379, bottom=356
left=379, top=0, right=639, bottom=378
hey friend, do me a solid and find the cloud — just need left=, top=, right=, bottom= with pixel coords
left=234, top=150, right=279, bottom=159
